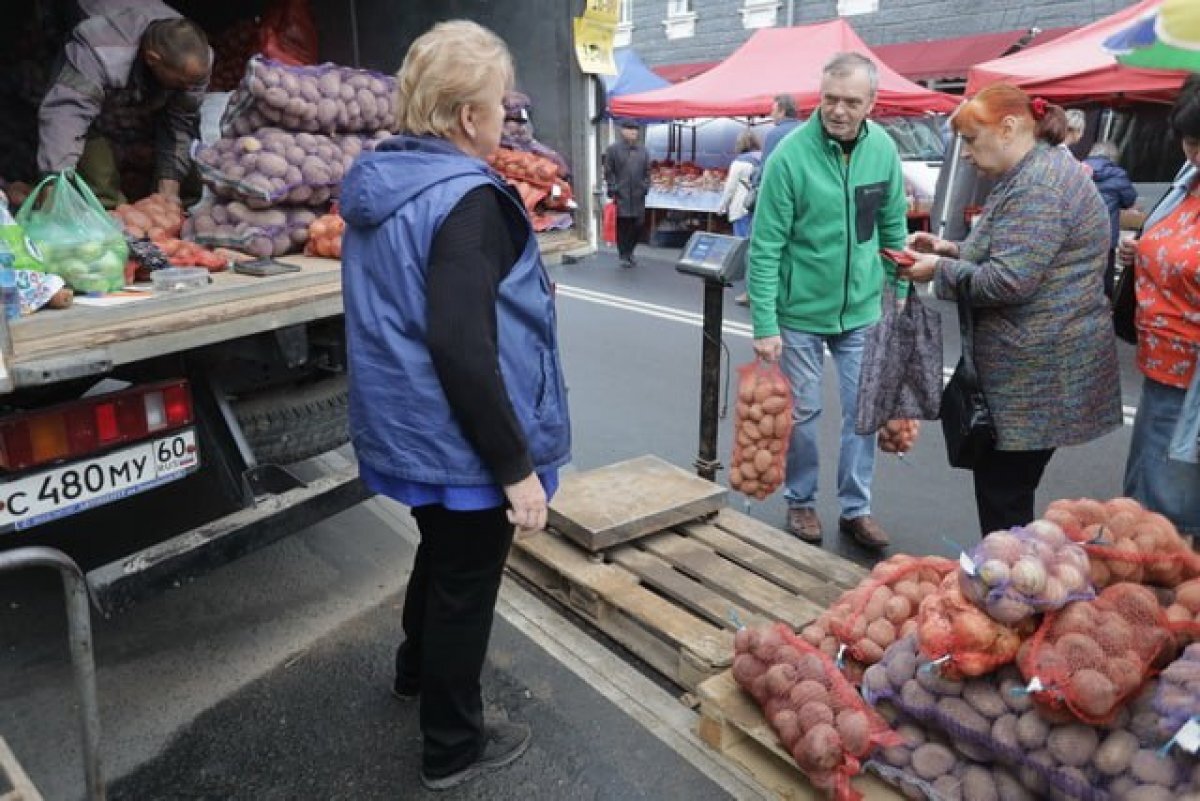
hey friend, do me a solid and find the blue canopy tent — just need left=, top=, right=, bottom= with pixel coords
left=602, top=48, right=671, bottom=106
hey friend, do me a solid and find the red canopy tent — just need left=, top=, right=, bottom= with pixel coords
left=966, top=0, right=1187, bottom=105
left=609, top=19, right=958, bottom=119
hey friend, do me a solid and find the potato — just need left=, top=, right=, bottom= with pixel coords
left=910, top=743, right=955, bottom=780
left=1046, top=723, right=1099, bottom=767
left=1015, top=709, right=1049, bottom=750
left=1130, top=748, right=1179, bottom=786
left=1092, top=729, right=1138, bottom=777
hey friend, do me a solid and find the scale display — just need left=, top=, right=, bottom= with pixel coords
left=675, top=232, right=748, bottom=283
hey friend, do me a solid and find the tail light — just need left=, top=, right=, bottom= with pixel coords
left=0, top=380, right=193, bottom=472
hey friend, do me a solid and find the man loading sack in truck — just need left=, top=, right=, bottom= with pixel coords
left=28, top=0, right=211, bottom=208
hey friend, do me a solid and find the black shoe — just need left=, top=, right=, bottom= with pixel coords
left=392, top=677, right=419, bottom=701
left=619, top=257, right=633, bottom=269
left=420, top=722, right=532, bottom=791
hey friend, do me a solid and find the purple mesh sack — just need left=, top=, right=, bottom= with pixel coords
left=1154, top=643, right=1200, bottom=742
left=183, top=200, right=319, bottom=258
left=221, top=56, right=396, bottom=136
left=867, top=634, right=1200, bottom=801
left=194, top=128, right=390, bottom=209
left=957, top=520, right=1096, bottom=625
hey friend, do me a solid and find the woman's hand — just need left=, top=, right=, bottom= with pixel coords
left=906, top=231, right=959, bottom=258
left=898, top=253, right=939, bottom=284
left=504, top=472, right=548, bottom=533
left=1117, top=236, right=1139, bottom=269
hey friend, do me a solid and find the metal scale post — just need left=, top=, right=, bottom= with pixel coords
left=674, top=232, right=749, bottom=482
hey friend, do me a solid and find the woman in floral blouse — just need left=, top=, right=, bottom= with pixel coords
left=1119, top=74, right=1200, bottom=535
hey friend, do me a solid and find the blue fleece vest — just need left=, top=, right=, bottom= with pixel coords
left=342, top=154, right=571, bottom=486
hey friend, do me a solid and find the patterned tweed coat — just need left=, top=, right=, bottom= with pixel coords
left=934, top=143, right=1123, bottom=451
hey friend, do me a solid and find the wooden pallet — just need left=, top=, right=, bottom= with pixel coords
left=695, top=671, right=902, bottom=801
left=507, top=507, right=867, bottom=691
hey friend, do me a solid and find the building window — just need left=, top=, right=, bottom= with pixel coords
left=741, top=0, right=780, bottom=28
left=614, top=0, right=633, bottom=47
left=837, top=0, right=879, bottom=14
left=664, top=0, right=696, bottom=39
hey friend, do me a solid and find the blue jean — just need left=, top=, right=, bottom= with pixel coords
left=780, top=326, right=875, bottom=518
left=732, top=215, right=752, bottom=238
left=1124, top=376, right=1200, bottom=535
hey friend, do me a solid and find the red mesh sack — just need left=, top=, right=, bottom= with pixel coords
left=916, top=574, right=1033, bottom=679
left=1043, top=497, right=1200, bottom=588
left=259, top=0, right=319, bottom=66
left=876, top=419, right=920, bottom=455
left=601, top=200, right=616, bottom=245
left=732, top=622, right=899, bottom=801
left=1017, top=583, right=1177, bottom=725
left=210, top=18, right=260, bottom=91
left=729, top=361, right=792, bottom=500
left=817, top=554, right=955, bottom=667
left=958, top=521, right=1096, bottom=625
left=1161, top=578, right=1200, bottom=648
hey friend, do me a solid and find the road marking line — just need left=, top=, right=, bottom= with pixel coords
left=365, top=496, right=773, bottom=800
left=558, top=283, right=1138, bottom=427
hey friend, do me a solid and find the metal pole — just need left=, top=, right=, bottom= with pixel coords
left=0, top=547, right=104, bottom=801
left=786, top=0, right=795, bottom=25
left=935, top=133, right=963, bottom=240
left=348, top=0, right=361, bottom=68
left=1101, top=107, right=1116, bottom=142
left=695, top=279, right=724, bottom=481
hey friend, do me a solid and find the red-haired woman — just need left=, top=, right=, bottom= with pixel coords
left=897, top=84, right=1122, bottom=535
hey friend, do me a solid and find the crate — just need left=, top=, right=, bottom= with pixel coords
left=695, top=671, right=902, bottom=801
left=507, top=507, right=867, bottom=691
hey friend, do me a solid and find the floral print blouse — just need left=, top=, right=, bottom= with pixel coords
left=1136, top=192, right=1200, bottom=389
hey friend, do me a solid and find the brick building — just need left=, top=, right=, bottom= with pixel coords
left=618, top=0, right=1134, bottom=88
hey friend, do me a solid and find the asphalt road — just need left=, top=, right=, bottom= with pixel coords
left=0, top=244, right=1146, bottom=800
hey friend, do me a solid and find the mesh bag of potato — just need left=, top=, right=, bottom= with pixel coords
left=867, top=634, right=1200, bottom=801
left=1017, top=583, right=1176, bottom=725
left=184, top=200, right=319, bottom=258
left=729, top=361, right=792, bottom=500
left=1043, top=497, right=1200, bottom=589
left=810, top=555, right=955, bottom=669
left=957, top=521, right=1096, bottom=626
left=221, top=56, right=397, bottom=137
left=916, top=573, right=1034, bottom=679
left=732, top=622, right=899, bottom=800
left=1162, top=578, right=1200, bottom=647
left=877, top=419, right=920, bottom=455
left=1153, top=643, right=1200, bottom=743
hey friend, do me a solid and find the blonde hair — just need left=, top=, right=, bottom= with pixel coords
left=394, top=20, right=515, bottom=138
left=734, top=130, right=761, bottom=154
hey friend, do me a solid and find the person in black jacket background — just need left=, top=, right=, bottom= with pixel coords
left=603, top=118, right=650, bottom=268
left=1084, top=140, right=1138, bottom=299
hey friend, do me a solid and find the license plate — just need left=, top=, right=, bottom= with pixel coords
left=0, top=429, right=199, bottom=532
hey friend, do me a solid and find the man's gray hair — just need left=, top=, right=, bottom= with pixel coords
left=1088, top=140, right=1120, bottom=161
left=823, top=52, right=878, bottom=95
left=1065, top=109, right=1087, bottom=133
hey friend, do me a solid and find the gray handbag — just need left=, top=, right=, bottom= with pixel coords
left=854, top=283, right=944, bottom=435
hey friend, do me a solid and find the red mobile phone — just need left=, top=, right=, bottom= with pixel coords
left=880, top=247, right=916, bottom=267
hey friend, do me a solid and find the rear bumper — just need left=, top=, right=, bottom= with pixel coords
left=87, top=463, right=372, bottom=615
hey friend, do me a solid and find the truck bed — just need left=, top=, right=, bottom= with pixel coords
left=0, top=232, right=588, bottom=392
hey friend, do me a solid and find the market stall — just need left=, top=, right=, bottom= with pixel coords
left=609, top=20, right=958, bottom=245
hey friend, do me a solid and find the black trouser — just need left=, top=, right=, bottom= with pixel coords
left=616, top=215, right=641, bottom=260
left=972, top=448, right=1055, bottom=535
left=395, top=504, right=515, bottom=776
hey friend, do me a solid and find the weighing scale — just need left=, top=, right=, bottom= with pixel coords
left=674, top=232, right=749, bottom=481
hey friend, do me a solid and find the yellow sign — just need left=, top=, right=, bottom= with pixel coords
left=574, top=14, right=617, bottom=76
left=585, top=0, right=621, bottom=25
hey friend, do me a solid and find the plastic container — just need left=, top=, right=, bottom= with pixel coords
left=152, top=267, right=210, bottom=293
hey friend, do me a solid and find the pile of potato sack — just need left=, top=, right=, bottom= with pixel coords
left=734, top=496, right=1200, bottom=801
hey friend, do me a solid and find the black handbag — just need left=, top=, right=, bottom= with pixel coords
left=940, top=276, right=997, bottom=469
left=1112, top=259, right=1137, bottom=345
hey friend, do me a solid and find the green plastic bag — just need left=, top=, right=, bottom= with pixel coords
left=0, top=201, right=46, bottom=273
left=16, top=171, right=128, bottom=294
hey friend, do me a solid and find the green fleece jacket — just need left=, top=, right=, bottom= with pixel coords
left=748, top=114, right=909, bottom=337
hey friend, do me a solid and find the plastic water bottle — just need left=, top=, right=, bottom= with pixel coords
left=0, top=265, right=18, bottom=321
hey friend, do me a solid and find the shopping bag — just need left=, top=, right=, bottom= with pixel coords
left=602, top=200, right=617, bottom=246
left=854, top=284, right=943, bottom=435
left=16, top=172, right=127, bottom=294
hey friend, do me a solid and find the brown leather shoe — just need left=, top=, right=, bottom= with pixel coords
left=839, top=515, right=889, bottom=549
left=787, top=507, right=822, bottom=543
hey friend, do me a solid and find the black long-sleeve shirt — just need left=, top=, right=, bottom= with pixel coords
left=425, top=183, right=534, bottom=486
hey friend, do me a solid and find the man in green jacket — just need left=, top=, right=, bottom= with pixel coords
left=747, top=52, right=908, bottom=550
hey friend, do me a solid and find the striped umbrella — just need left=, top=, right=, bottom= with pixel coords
left=1104, top=0, right=1200, bottom=71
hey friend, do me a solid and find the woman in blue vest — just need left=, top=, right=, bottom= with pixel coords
left=340, top=20, right=571, bottom=791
